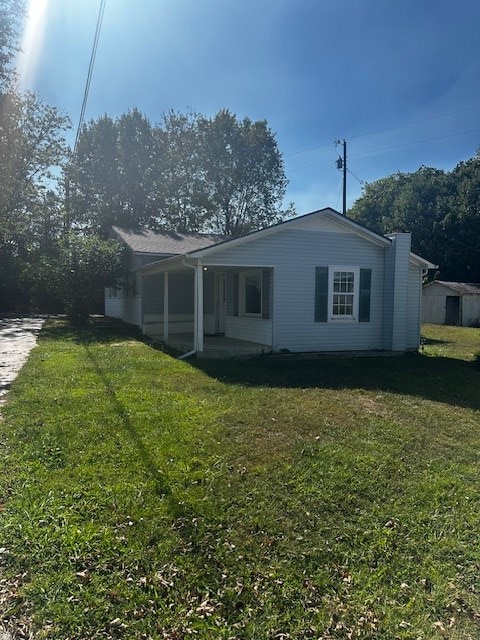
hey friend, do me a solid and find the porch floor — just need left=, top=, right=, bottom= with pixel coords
left=164, top=333, right=271, bottom=359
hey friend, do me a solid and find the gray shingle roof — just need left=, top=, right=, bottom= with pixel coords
left=433, top=281, right=480, bottom=295
left=111, top=226, right=226, bottom=255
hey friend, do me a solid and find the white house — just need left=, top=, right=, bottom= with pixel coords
left=422, top=280, right=480, bottom=326
left=106, top=208, right=435, bottom=357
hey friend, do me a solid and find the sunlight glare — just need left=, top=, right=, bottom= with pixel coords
left=16, top=0, right=49, bottom=89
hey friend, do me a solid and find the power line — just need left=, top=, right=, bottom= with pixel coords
left=286, top=128, right=480, bottom=175
left=285, top=140, right=334, bottom=158
left=73, top=0, right=107, bottom=153
left=284, top=102, right=480, bottom=159
left=347, top=168, right=365, bottom=185
left=348, top=104, right=480, bottom=141
left=349, top=128, right=480, bottom=159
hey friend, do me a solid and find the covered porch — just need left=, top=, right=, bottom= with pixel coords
left=139, top=258, right=274, bottom=358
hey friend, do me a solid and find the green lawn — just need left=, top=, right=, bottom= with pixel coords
left=0, top=320, right=479, bottom=639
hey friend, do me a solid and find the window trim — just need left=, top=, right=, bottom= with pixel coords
left=328, top=266, right=359, bottom=322
left=239, top=270, right=263, bottom=317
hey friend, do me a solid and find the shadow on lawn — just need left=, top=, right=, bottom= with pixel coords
left=39, top=316, right=147, bottom=345
left=421, top=337, right=452, bottom=345
left=40, top=318, right=480, bottom=414
left=81, top=340, right=173, bottom=500
left=193, top=352, right=480, bottom=413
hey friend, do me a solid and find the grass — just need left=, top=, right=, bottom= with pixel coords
left=0, top=320, right=479, bottom=639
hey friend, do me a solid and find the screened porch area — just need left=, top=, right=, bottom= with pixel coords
left=140, top=264, right=273, bottom=358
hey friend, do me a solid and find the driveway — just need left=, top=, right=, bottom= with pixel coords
left=0, top=317, right=45, bottom=639
left=0, top=316, right=45, bottom=408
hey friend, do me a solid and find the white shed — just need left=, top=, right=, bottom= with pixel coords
left=422, top=281, right=480, bottom=326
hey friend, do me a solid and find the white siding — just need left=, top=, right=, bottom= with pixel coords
left=105, top=294, right=142, bottom=327
left=207, top=227, right=386, bottom=352
left=462, top=295, right=480, bottom=326
left=225, top=317, right=273, bottom=344
left=422, top=283, right=453, bottom=324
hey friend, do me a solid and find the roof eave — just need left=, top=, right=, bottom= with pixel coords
left=136, top=254, right=198, bottom=274
left=410, top=253, right=437, bottom=270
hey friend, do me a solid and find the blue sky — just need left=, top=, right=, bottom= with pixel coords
left=17, top=0, right=480, bottom=213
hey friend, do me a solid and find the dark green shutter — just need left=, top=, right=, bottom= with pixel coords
left=359, top=269, right=372, bottom=322
left=262, top=269, right=271, bottom=319
left=233, top=273, right=239, bottom=316
left=315, top=267, right=328, bottom=322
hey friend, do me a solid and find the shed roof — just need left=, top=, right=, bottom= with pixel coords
left=111, top=226, right=225, bottom=255
left=426, top=281, right=480, bottom=295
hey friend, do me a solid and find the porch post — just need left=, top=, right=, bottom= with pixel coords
left=194, top=265, right=204, bottom=352
left=163, top=271, right=169, bottom=343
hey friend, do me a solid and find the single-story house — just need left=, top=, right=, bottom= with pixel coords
left=422, top=280, right=480, bottom=326
left=105, top=207, right=435, bottom=357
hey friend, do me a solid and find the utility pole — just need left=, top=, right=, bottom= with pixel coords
left=335, top=139, right=347, bottom=215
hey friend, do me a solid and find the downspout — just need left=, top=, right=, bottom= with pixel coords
left=178, top=259, right=201, bottom=359
left=178, top=349, right=196, bottom=360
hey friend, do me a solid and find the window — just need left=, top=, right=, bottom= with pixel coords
left=330, top=269, right=357, bottom=319
left=240, top=272, right=262, bottom=316
left=315, top=266, right=371, bottom=323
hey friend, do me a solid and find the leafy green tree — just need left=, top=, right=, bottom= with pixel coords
left=66, top=108, right=291, bottom=237
left=66, top=109, right=158, bottom=238
left=0, top=0, right=24, bottom=89
left=0, top=1, right=74, bottom=311
left=439, top=155, right=480, bottom=281
left=0, top=90, right=70, bottom=310
left=198, top=109, right=289, bottom=235
left=44, top=234, right=127, bottom=324
left=154, top=110, right=210, bottom=232
left=349, top=157, right=480, bottom=281
left=0, top=91, right=70, bottom=227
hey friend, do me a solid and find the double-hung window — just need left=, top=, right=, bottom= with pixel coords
left=329, top=267, right=358, bottom=320
left=315, top=266, right=371, bottom=323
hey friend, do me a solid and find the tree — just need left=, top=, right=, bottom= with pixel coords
left=44, top=233, right=127, bottom=324
left=65, top=108, right=292, bottom=238
left=198, top=109, right=289, bottom=236
left=154, top=110, right=210, bottom=232
left=66, top=109, right=159, bottom=238
left=0, top=90, right=70, bottom=310
left=0, top=1, right=75, bottom=312
left=0, top=0, right=24, bottom=89
left=438, top=155, right=480, bottom=281
left=349, top=155, right=480, bottom=281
